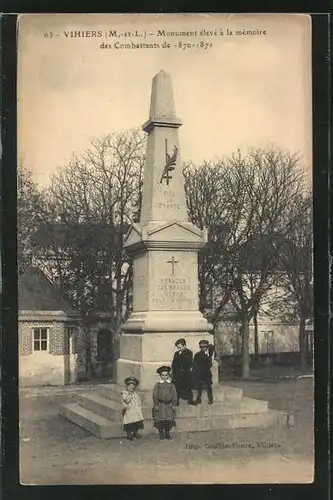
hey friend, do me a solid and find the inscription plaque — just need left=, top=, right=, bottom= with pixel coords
left=149, top=250, right=199, bottom=311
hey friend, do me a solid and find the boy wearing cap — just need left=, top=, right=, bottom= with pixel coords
left=121, top=376, right=144, bottom=440
left=152, top=366, right=178, bottom=440
left=171, top=338, right=195, bottom=405
left=192, top=340, right=214, bottom=405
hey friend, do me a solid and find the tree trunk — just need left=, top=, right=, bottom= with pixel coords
left=112, top=320, right=122, bottom=360
left=125, top=264, right=133, bottom=317
left=115, top=253, right=123, bottom=326
left=299, top=314, right=306, bottom=368
left=84, top=323, right=92, bottom=380
left=253, top=311, right=259, bottom=364
left=198, top=273, right=206, bottom=313
left=241, top=315, right=250, bottom=378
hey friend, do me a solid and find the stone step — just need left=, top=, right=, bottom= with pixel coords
left=97, top=383, right=243, bottom=405
left=61, top=402, right=287, bottom=439
left=60, top=403, right=122, bottom=439
left=78, top=393, right=123, bottom=421
left=79, top=392, right=268, bottom=421
left=174, top=409, right=287, bottom=432
left=232, top=408, right=288, bottom=429
left=175, top=397, right=268, bottom=418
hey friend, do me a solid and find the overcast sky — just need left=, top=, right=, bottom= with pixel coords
left=18, top=13, right=312, bottom=186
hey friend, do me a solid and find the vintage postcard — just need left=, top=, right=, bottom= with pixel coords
left=17, top=13, right=313, bottom=485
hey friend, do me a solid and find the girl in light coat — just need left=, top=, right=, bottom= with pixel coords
left=121, top=376, right=144, bottom=440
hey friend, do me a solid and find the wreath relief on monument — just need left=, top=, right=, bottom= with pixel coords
left=160, top=138, right=178, bottom=186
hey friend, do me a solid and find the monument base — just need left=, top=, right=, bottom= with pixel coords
left=116, top=330, right=218, bottom=390
left=60, top=383, right=289, bottom=439
left=122, top=311, right=213, bottom=333
left=116, top=358, right=219, bottom=390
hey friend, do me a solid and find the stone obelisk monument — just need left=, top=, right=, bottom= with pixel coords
left=116, top=70, right=217, bottom=389
left=61, top=71, right=287, bottom=437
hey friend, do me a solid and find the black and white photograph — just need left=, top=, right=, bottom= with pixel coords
left=17, top=13, right=313, bottom=484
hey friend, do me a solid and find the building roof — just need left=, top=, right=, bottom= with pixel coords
left=18, top=267, right=78, bottom=316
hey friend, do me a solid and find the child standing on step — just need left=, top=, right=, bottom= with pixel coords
left=152, top=366, right=178, bottom=440
left=121, top=376, right=144, bottom=440
left=192, top=340, right=214, bottom=405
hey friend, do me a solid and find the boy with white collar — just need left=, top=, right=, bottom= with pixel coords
left=152, top=365, right=178, bottom=440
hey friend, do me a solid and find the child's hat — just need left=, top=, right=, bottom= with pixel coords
left=124, top=376, right=139, bottom=387
left=175, top=338, right=186, bottom=347
left=157, top=365, right=171, bottom=375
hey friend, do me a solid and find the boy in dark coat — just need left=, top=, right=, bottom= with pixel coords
left=152, top=366, right=178, bottom=440
left=171, top=338, right=195, bottom=405
left=192, top=339, right=214, bottom=405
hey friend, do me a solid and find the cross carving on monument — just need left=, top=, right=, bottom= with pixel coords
left=166, top=256, right=179, bottom=275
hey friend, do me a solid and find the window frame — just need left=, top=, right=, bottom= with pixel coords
left=31, top=326, right=50, bottom=353
left=261, top=330, right=275, bottom=354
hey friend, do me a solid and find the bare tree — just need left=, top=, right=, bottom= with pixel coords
left=270, top=192, right=313, bottom=366
left=184, top=161, right=236, bottom=329
left=17, top=165, right=46, bottom=274
left=32, top=130, right=146, bottom=354
left=226, top=148, right=308, bottom=377
left=185, top=148, right=309, bottom=377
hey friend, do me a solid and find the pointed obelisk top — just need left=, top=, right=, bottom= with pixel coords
left=139, top=71, right=187, bottom=224
left=143, top=70, right=182, bottom=133
left=149, top=70, right=176, bottom=118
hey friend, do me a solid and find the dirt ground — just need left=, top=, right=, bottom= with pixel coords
left=19, top=378, right=314, bottom=485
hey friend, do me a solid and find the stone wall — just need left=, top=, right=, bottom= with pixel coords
left=71, top=326, right=87, bottom=380
left=49, top=323, right=68, bottom=355
left=215, top=320, right=299, bottom=356
left=19, top=322, right=34, bottom=356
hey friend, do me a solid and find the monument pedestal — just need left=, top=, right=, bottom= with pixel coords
left=116, top=331, right=219, bottom=390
